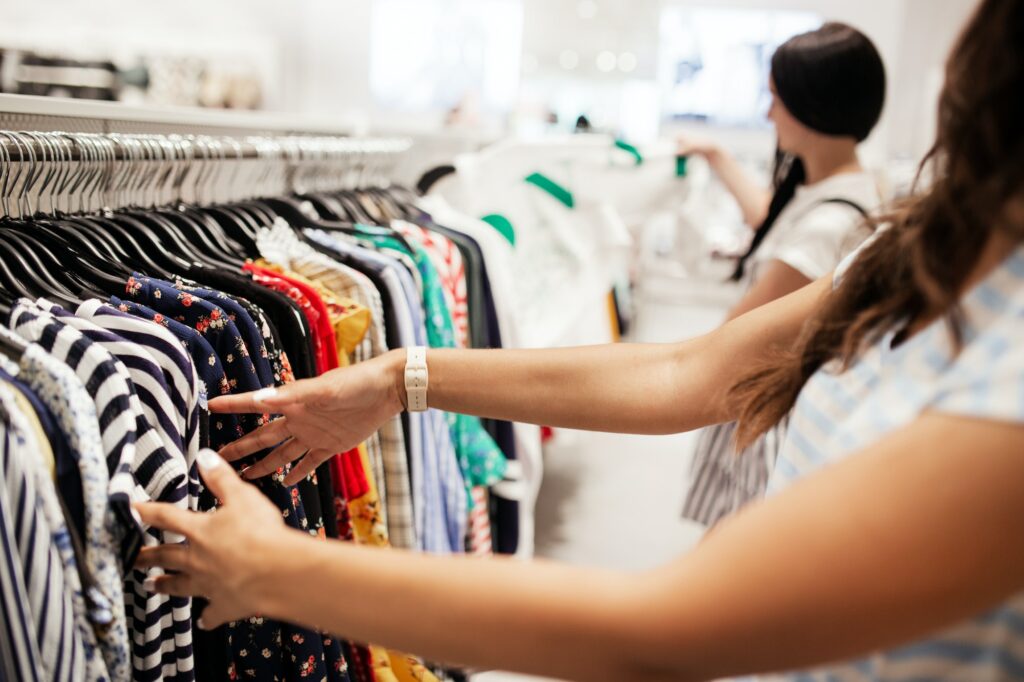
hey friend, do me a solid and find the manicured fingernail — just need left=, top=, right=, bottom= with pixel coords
left=197, top=449, right=223, bottom=470
left=130, top=506, right=143, bottom=527
left=198, top=617, right=209, bottom=630
left=252, top=387, right=277, bottom=403
left=143, top=577, right=157, bottom=592
left=240, top=467, right=253, bottom=479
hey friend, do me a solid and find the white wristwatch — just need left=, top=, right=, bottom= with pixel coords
left=404, top=346, right=429, bottom=412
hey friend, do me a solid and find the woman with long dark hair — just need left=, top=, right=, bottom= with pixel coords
left=682, top=22, right=888, bottom=527
left=137, top=1, right=1024, bottom=679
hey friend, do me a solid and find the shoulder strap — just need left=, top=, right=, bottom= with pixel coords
left=818, top=197, right=869, bottom=218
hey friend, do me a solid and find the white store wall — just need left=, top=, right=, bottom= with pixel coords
left=0, top=0, right=980, bottom=163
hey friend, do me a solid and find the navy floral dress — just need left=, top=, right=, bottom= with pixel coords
left=117, top=274, right=350, bottom=682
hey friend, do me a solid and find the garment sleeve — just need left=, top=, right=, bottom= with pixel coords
left=772, top=205, right=872, bottom=282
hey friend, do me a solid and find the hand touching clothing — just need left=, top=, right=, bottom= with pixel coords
left=212, top=350, right=405, bottom=486
left=135, top=449, right=288, bottom=629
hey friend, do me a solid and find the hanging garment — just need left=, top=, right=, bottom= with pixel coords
left=300, top=228, right=463, bottom=554
left=82, top=299, right=206, bottom=507
left=10, top=302, right=194, bottom=681
left=259, top=226, right=429, bottom=553
left=393, top=221, right=496, bottom=555
left=364, top=226, right=507, bottom=501
left=116, top=276, right=351, bottom=682
left=0, top=380, right=91, bottom=682
left=13, top=341, right=131, bottom=680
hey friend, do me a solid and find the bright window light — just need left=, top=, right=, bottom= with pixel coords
left=658, top=6, right=822, bottom=127
left=370, top=0, right=523, bottom=113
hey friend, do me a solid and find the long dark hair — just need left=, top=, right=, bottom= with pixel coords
left=732, top=22, right=886, bottom=281
left=731, top=0, right=1024, bottom=448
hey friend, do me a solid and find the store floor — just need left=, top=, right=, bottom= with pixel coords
left=472, top=286, right=732, bottom=682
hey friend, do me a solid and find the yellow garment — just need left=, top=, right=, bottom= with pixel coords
left=254, top=260, right=371, bottom=366
left=8, top=382, right=56, bottom=478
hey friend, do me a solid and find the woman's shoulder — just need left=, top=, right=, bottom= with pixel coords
left=795, top=172, right=881, bottom=220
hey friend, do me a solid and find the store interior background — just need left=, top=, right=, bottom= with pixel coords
left=0, top=2, right=979, bottom=678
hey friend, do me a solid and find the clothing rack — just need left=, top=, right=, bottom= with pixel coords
left=0, top=94, right=412, bottom=216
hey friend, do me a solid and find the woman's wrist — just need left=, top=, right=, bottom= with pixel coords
left=703, top=144, right=725, bottom=167
left=254, top=528, right=321, bottom=621
left=385, top=348, right=410, bottom=412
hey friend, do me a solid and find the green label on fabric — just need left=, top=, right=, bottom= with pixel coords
left=481, top=214, right=516, bottom=246
left=614, top=139, right=643, bottom=166
left=676, top=155, right=689, bottom=177
left=524, top=172, right=574, bottom=209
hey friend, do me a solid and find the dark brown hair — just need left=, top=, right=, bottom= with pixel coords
left=732, top=0, right=1024, bottom=448
left=733, top=22, right=886, bottom=281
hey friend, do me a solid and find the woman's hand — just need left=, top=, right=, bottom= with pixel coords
left=135, top=449, right=293, bottom=629
left=676, top=132, right=721, bottom=161
left=211, top=350, right=405, bottom=486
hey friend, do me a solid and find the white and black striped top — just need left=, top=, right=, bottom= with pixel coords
left=76, top=299, right=202, bottom=509
left=0, top=386, right=86, bottom=681
left=34, top=300, right=197, bottom=682
left=10, top=303, right=193, bottom=682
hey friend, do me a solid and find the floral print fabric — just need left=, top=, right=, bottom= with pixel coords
left=119, top=275, right=349, bottom=682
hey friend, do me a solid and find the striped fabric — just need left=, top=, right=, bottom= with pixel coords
left=75, top=299, right=203, bottom=510
left=682, top=420, right=787, bottom=527
left=0, top=385, right=86, bottom=682
left=10, top=304, right=193, bottom=681
left=468, top=487, right=493, bottom=556
left=40, top=299, right=186, bottom=465
left=15, top=341, right=132, bottom=682
left=32, top=301, right=196, bottom=681
left=762, top=243, right=1024, bottom=680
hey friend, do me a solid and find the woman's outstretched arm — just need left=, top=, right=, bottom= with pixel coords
left=214, top=276, right=831, bottom=484
left=137, top=412, right=1024, bottom=681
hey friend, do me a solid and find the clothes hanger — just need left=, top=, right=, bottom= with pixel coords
left=203, top=204, right=261, bottom=257
left=172, top=205, right=248, bottom=266
left=0, top=133, right=80, bottom=307
left=0, top=222, right=86, bottom=293
left=0, top=229, right=81, bottom=308
left=135, top=135, right=242, bottom=270
left=4, top=220, right=125, bottom=296
left=0, top=241, right=36, bottom=302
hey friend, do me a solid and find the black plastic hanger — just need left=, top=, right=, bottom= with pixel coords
left=62, top=215, right=134, bottom=262
left=178, top=206, right=248, bottom=264
left=150, top=206, right=245, bottom=269
left=202, top=205, right=260, bottom=257
left=0, top=230, right=81, bottom=308
left=6, top=220, right=125, bottom=296
left=0, top=244, right=34, bottom=301
left=1, top=224, right=90, bottom=300
left=100, top=213, right=192, bottom=278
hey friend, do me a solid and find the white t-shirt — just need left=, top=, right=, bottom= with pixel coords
left=748, top=171, right=880, bottom=284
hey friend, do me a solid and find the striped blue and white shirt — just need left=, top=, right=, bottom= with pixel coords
left=766, top=242, right=1024, bottom=680
left=0, top=380, right=88, bottom=682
